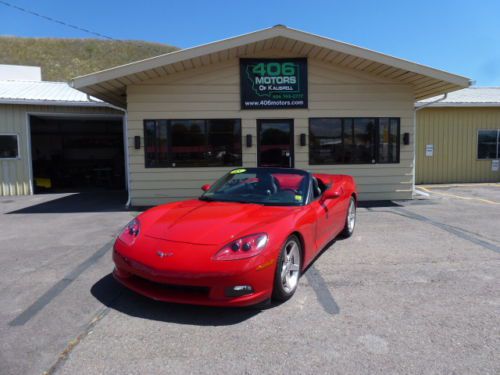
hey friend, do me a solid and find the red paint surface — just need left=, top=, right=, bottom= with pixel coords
left=113, top=172, right=357, bottom=306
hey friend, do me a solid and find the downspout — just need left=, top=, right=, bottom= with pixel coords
left=413, top=93, right=447, bottom=197
left=85, top=94, right=132, bottom=208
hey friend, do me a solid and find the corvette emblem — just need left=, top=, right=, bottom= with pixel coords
left=156, top=250, right=174, bottom=258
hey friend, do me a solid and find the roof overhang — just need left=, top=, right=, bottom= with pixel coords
left=0, top=98, right=112, bottom=107
left=416, top=102, right=500, bottom=108
left=71, top=26, right=472, bottom=108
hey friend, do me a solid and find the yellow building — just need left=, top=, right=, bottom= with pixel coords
left=70, top=26, right=471, bottom=206
left=416, top=88, right=500, bottom=184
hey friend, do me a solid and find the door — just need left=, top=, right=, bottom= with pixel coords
left=257, top=119, right=294, bottom=168
left=311, top=180, right=347, bottom=249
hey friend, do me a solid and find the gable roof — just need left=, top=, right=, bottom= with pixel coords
left=71, top=25, right=472, bottom=107
left=0, top=80, right=109, bottom=107
left=417, top=87, right=500, bottom=107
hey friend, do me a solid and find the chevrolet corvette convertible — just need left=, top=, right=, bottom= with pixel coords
left=113, top=167, right=357, bottom=306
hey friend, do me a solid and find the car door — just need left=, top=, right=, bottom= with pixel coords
left=309, top=181, right=338, bottom=249
left=312, top=182, right=346, bottom=248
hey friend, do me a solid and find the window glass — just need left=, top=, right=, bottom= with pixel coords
left=309, top=118, right=342, bottom=164
left=309, top=118, right=400, bottom=165
left=207, top=119, right=242, bottom=166
left=144, top=119, right=242, bottom=168
left=378, top=118, right=400, bottom=163
left=477, top=130, right=499, bottom=159
left=0, top=135, right=19, bottom=158
left=344, top=118, right=375, bottom=164
left=170, top=120, right=206, bottom=167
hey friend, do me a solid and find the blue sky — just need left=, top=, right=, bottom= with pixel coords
left=1, top=0, right=500, bottom=85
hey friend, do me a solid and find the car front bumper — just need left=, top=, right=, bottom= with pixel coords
left=112, top=240, right=276, bottom=307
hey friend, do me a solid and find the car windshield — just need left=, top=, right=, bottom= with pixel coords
left=200, top=168, right=310, bottom=206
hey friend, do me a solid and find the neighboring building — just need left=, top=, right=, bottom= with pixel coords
left=416, top=87, right=500, bottom=184
left=0, top=66, right=125, bottom=196
left=71, top=25, right=470, bottom=206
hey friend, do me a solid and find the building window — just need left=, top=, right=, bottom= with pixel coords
left=144, top=119, right=242, bottom=167
left=309, top=118, right=400, bottom=164
left=477, top=129, right=500, bottom=160
left=0, top=134, right=19, bottom=159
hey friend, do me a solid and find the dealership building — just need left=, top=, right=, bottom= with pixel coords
left=2, top=26, right=472, bottom=205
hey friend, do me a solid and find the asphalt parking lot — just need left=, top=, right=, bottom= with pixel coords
left=1, top=185, right=499, bottom=375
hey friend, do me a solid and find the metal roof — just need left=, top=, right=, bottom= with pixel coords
left=0, top=80, right=109, bottom=107
left=417, top=87, right=500, bottom=107
left=71, top=25, right=472, bottom=108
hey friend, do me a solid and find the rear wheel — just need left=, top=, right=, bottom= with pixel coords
left=272, top=235, right=302, bottom=302
left=339, top=197, right=356, bottom=238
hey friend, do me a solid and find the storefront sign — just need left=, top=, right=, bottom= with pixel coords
left=425, top=144, right=434, bottom=157
left=240, top=58, right=308, bottom=109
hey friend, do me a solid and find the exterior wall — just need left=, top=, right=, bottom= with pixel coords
left=127, top=51, right=415, bottom=206
left=416, top=107, right=500, bottom=184
left=0, top=104, right=122, bottom=196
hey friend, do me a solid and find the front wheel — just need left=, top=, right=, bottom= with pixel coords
left=272, top=235, right=302, bottom=302
left=339, top=197, right=356, bottom=238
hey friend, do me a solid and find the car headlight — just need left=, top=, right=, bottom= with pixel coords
left=118, top=218, right=140, bottom=246
left=213, top=233, right=268, bottom=261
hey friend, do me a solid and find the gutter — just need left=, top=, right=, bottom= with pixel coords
left=0, top=99, right=111, bottom=107
left=86, top=94, right=132, bottom=209
left=412, top=93, right=447, bottom=197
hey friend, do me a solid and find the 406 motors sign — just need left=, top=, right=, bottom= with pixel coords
left=240, top=58, right=308, bottom=109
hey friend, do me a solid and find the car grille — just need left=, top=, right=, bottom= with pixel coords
left=131, top=275, right=210, bottom=296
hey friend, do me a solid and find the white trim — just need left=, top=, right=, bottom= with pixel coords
left=25, top=114, right=34, bottom=194
left=27, top=111, right=123, bottom=120
left=0, top=132, right=21, bottom=160
left=0, top=99, right=111, bottom=107
left=416, top=102, right=500, bottom=108
left=71, top=26, right=471, bottom=90
left=123, top=112, right=131, bottom=207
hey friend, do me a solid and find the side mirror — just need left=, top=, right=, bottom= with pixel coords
left=201, top=184, right=211, bottom=192
left=323, top=189, right=341, bottom=200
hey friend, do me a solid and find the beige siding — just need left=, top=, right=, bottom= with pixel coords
left=0, top=104, right=121, bottom=196
left=127, top=53, right=415, bottom=206
left=416, top=107, right=500, bottom=184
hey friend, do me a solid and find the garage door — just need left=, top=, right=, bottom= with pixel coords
left=30, top=115, right=125, bottom=193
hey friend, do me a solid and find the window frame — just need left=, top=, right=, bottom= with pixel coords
left=477, top=129, right=500, bottom=160
left=308, top=117, right=401, bottom=165
left=0, top=133, right=20, bottom=160
left=143, top=119, right=243, bottom=168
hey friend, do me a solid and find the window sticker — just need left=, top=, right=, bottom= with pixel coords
left=230, top=168, right=247, bottom=174
left=294, top=195, right=303, bottom=202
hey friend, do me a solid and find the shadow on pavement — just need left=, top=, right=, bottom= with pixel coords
left=7, top=191, right=127, bottom=214
left=357, top=200, right=402, bottom=208
left=91, top=274, right=263, bottom=326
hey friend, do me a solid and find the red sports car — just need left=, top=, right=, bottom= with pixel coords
left=113, top=167, right=357, bottom=307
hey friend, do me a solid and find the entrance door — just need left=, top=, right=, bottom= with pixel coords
left=257, top=119, right=294, bottom=168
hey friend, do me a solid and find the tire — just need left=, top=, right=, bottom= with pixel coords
left=339, top=197, right=356, bottom=239
left=272, top=235, right=302, bottom=302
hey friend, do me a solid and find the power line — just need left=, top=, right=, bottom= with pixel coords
left=0, top=0, right=115, bottom=40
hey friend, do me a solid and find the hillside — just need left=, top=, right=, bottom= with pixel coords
left=0, top=36, right=178, bottom=81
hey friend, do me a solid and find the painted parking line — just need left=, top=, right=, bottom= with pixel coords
left=417, top=186, right=499, bottom=205
left=389, top=207, right=500, bottom=254
left=9, top=240, right=114, bottom=326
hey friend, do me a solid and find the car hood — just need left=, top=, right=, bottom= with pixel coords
left=143, top=199, right=295, bottom=245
